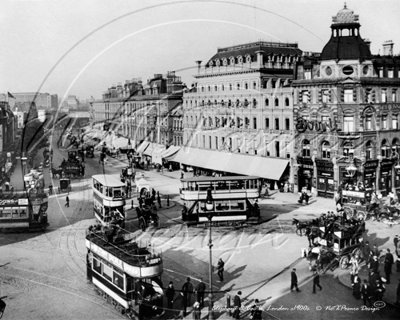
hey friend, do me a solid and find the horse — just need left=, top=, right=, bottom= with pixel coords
left=51, top=167, right=63, bottom=179
left=292, top=218, right=309, bottom=236
left=305, top=225, right=322, bottom=247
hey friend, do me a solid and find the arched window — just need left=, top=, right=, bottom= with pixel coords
left=208, top=86, right=211, bottom=92
left=221, top=100, right=225, bottom=106
left=222, top=58, right=228, bottom=66
left=343, top=142, right=354, bottom=158
left=228, top=99, right=232, bottom=107
left=275, top=98, right=279, bottom=107
left=245, top=82, right=248, bottom=90
left=237, top=56, right=243, bottom=64
left=237, top=83, right=240, bottom=90
left=244, top=99, right=249, bottom=107
left=229, top=83, right=233, bottom=91
left=392, top=138, right=400, bottom=157
left=236, top=99, right=240, bottom=107
left=214, top=85, right=218, bottom=92
left=285, top=98, right=290, bottom=107
left=321, top=141, right=331, bottom=159
left=253, top=99, right=257, bottom=107
left=265, top=98, right=269, bottom=107
left=366, top=140, right=373, bottom=160
left=302, top=140, right=310, bottom=157
left=253, top=82, right=257, bottom=90
left=221, top=84, right=225, bottom=91
left=381, top=139, right=390, bottom=158
left=230, top=57, right=235, bottom=65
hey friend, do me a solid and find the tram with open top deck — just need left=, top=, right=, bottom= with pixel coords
left=86, top=225, right=164, bottom=318
left=180, top=175, right=261, bottom=224
left=92, top=174, right=126, bottom=226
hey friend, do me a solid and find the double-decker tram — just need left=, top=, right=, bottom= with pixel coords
left=92, top=175, right=126, bottom=227
left=86, top=225, right=164, bottom=318
left=180, top=176, right=261, bottom=223
left=0, top=190, right=49, bottom=230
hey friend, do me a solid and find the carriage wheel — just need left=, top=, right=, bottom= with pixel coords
left=339, top=255, right=350, bottom=269
left=343, top=206, right=354, bottom=219
left=352, top=248, right=363, bottom=262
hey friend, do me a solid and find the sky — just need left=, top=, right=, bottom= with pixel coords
left=1, top=0, right=400, bottom=102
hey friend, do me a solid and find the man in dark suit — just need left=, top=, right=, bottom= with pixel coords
left=384, top=249, right=394, bottom=284
left=361, top=279, right=373, bottom=307
left=195, top=278, right=206, bottom=308
left=181, top=277, right=193, bottom=317
left=291, top=268, right=301, bottom=292
left=371, top=256, right=379, bottom=273
left=312, top=270, right=322, bottom=293
left=232, top=291, right=242, bottom=319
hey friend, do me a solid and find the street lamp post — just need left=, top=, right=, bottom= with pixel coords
left=205, top=188, right=215, bottom=320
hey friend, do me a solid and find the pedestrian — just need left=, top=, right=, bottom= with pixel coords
left=195, top=278, right=206, bottom=308
left=396, top=279, right=400, bottom=304
left=373, top=279, right=385, bottom=301
left=249, top=299, right=262, bottom=320
left=352, top=273, right=361, bottom=299
left=363, top=241, right=371, bottom=265
left=290, top=268, right=301, bottom=292
left=394, top=235, right=399, bottom=254
left=165, top=281, right=175, bottom=311
left=312, top=270, right=322, bottom=293
left=372, top=245, right=380, bottom=259
left=157, top=191, right=162, bottom=208
left=49, top=183, right=53, bottom=195
left=361, top=279, right=373, bottom=307
left=192, top=301, right=201, bottom=320
left=65, top=195, right=69, bottom=207
left=217, top=258, right=224, bottom=281
left=371, top=256, right=379, bottom=273
left=152, top=188, right=156, bottom=200
left=4, top=181, right=9, bottom=191
left=232, top=291, right=242, bottom=319
left=181, top=277, right=194, bottom=316
left=384, top=249, right=394, bottom=284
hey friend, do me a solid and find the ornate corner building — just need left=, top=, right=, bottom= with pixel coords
left=293, top=5, right=400, bottom=198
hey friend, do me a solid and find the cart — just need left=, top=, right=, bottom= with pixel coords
left=59, top=178, right=71, bottom=193
left=312, top=220, right=366, bottom=273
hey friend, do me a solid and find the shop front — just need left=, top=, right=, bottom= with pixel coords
left=379, top=159, right=394, bottom=197
left=395, top=164, right=400, bottom=199
left=363, top=160, right=378, bottom=191
left=296, top=157, right=314, bottom=192
left=315, top=159, right=334, bottom=198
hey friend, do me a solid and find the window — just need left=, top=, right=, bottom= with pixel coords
left=285, top=98, right=290, bottom=107
left=392, top=138, right=400, bottom=156
left=344, top=89, right=353, bottom=103
left=253, top=82, right=257, bottom=90
left=322, top=90, right=329, bottom=103
left=275, top=141, right=280, bottom=157
left=275, top=118, right=279, bottom=130
left=379, top=68, right=383, bottom=77
left=253, top=99, right=257, bottom=107
left=237, top=83, right=240, bottom=90
left=265, top=118, right=270, bottom=129
left=304, top=70, right=311, bottom=80
left=222, top=84, right=224, bottom=91
left=343, top=142, right=354, bottom=158
left=93, top=258, right=102, bottom=274
left=381, top=139, right=390, bottom=158
left=388, top=70, right=394, bottom=78
left=215, top=137, right=218, bottom=150
left=253, top=117, right=257, bottom=129
left=382, top=115, right=387, bottom=129
left=392, top=114, right=398, bottom=129
left=208, top=86, right=211, bottom=92
left=321, top=141, right=331, bottom=159
left=244, top=83, right=248, bottom=90
left=392, top=90, right=397, bottom=102
left=113, top=271, right=124, bottom=290
left=203, top=136, right=205, bottom=148
left=302, top=91, right=309, bottom=103
left=365, top=115, right=372, bottom=130
left=302, top=140, right=310, bottom=157
left=321, top=116, right=329, bottom=124
left=229, top=83, right=232, bottom=90
left=265, top=98, right=269, bottom=107
left=343, top=116, right=354, bottom=132
left=209, top=136, right=212, bottom=149
left=275, top=98, right=279, bottom=107
left=102, top=264, right=113, bottom=282
left=285, top=118, right=290, bottom=130
left=366, top=141, right=373, bottom=160
left=214, top=85, right=218, bottom=92
left=381, top=89, right=387, bottom=103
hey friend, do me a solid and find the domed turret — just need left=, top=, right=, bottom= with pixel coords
left=320, top=4, right=371, bottom=61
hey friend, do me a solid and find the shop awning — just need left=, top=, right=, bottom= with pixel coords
left=162, top=146, right=181, bottom=160
left=152, top=145, right=167, bottom=165
left=143, top=143, right=156, bottom=156
left=171, top=147, right=289, bottom=181
left=137, top=141, right=150, bottom=154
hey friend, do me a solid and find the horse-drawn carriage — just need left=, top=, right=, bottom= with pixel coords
left=304, top=217, right=365, bottom=274
left=136, top=205, right=159, bottom=231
